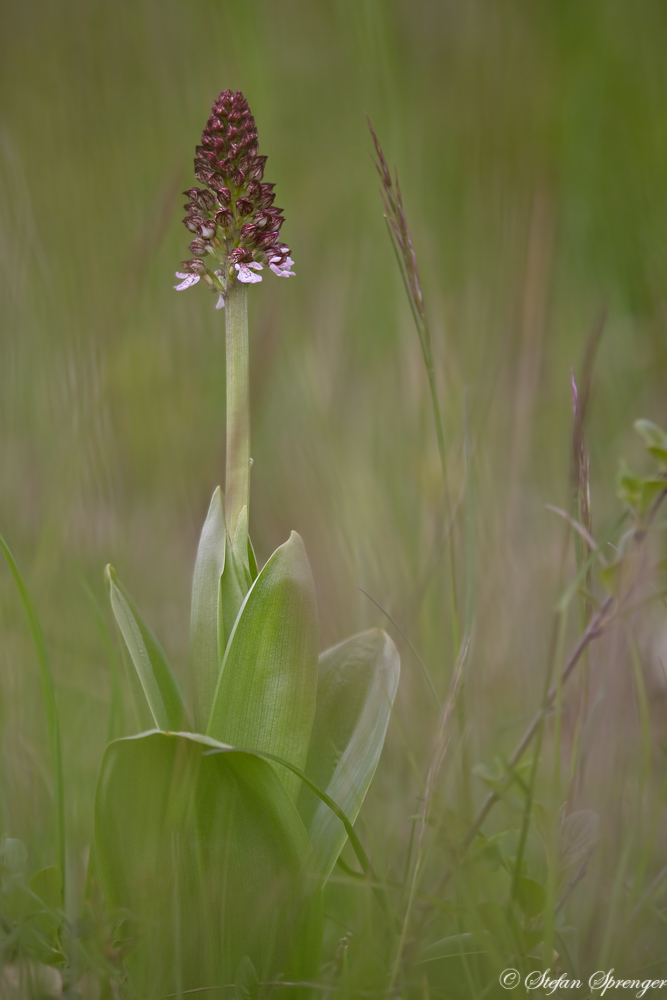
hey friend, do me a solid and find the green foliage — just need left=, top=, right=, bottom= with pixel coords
left=207, top=530, right=319, bottom=802
left=94, top=731, right=322, bottom=998
left=0, top=538, right=66, bottom=887
left=0, top=837, right=64, bottom=968
left=105, top=564, right=190, bottom=732
left=99, top=481, right=399, bottom=991
left=616, top=420, right=667, bottom=520
left=4, top=3, right=667, bottom=994
left=634, top=419, right=667, bottom=468
left=298, top=630, right=400, bottom=879
left=190, top=486, right=227, bottom=731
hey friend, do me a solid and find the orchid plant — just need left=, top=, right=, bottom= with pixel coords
left=92, top=90, right=400, bottom=999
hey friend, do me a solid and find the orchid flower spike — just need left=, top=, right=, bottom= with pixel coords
left=173, top=90, right=295, bottom=308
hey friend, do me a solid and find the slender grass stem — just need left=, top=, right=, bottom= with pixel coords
left=456, top=595, right=614, bottom=858
left=543, top=609, right=568, bottom=967
left=358, top=587, right=440, bottom=708
left=224, top=281, right=250, bottom=536
left=388, top=641, right=467, bottom=992
left=369, top=123, right=461, bottom=653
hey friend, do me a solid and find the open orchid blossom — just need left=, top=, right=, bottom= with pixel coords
left=270, top=255, right=295, bottom=278
left=174, top=272, right=200, bottom=291
left=235, top=261, right=263, bottom=283
left=173, top=90, right=295, bottom=308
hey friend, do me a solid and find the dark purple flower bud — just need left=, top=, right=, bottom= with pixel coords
left=239, top=223, right=258, bottom=240
left=184, top=215, right=202, bottom=234
left=266, top=209, right=285, bottom=229
left=248, top=156, right=267, bottom=181
left=189, top=238, right=209, bottom=256
left=200, top=219, right=217, bottom=238
left=215, top=186, right=231, bottom=206
left=229, top=247, right=254, bottom=265
left=183, top=187, right=211, bottom=209
left=246, top=180, right=262, bottom=199
left=215, top=208, right=233, bottom=228
left=238, top=154, right=255, bottom=172
left=228, top=110, right=244, bottom=123
left=182, top=258, right=208, bottom=275
left=217, top=158, right=232, bottom=175
left=232, top=168, right=246, bottom=187
left=196, top=147, right=218, bottom=167
left=226, top=127, right=241, bottom=141
left=259, top=183, right=275, bottom=208
left=236, top=197, right=254, bottom=216
left=255, top=230, right=279, bottom=249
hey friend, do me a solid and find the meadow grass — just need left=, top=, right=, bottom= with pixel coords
left=1, top=1, right=667, bottom=995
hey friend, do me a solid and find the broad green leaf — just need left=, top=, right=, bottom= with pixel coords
left=647, top=446, right=667, bottom=466
left=218, top=506, right=253, bottom=665
left=298, top=629, right=399, bottom=879
left=106, top=566, right=189, bottom=732
left=94, top=731, right=321, bottom=998
left=634, top=418, right=667, bottom=452
left=617, top=463, right=643, bottom=509
left=190, top=492, right=254, bottom=730
left=208, top=532, right=319, bottom=801
left=640, top=477, right=667, bottom=515
left=190, top=487, right=226, bottom=731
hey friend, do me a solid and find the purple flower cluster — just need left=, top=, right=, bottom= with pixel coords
left=174, top=90, right=294, bottom=308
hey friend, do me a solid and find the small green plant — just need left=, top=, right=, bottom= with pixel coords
left=92, top=90, right=400, bottom=998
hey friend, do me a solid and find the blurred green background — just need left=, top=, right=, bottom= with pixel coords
left=2, top=0, right=667, bottom=988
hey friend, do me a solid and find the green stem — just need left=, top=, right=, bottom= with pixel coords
left=224, top=281, right=250, bottom=535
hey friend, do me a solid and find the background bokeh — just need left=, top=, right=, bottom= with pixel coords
left=2, top=0, right=667, bottom=987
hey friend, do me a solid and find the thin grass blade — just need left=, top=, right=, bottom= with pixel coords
left=0, top=535, right=66, bottom=887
